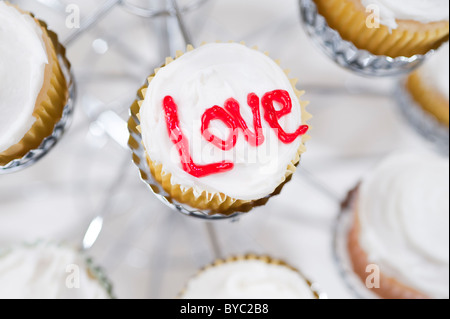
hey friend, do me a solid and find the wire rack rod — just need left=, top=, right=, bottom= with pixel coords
left=63, top=0, right=122, bottom=47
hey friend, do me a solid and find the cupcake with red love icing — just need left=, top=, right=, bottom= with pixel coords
left=132, top=43, right=311, bottom=215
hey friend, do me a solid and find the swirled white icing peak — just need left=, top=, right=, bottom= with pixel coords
left=0, top=2, right=48, bottom=153
left=181, top=259, right=316, bottom=299
left=0, top=242, right=110, bottom=299
left=140, top=43, right=304, bottom=201
left=361, top=0, right=449, bottom=29
left=357, top=152, right=450, bottom=299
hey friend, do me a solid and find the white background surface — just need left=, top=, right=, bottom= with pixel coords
left=0, top=0, right=442, bottom=299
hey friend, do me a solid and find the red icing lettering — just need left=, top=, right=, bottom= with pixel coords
left=162, top=90, right=308, bottom=178
left=224, top=94, right=265, bottom=147
left=201, top=106, right=238, bottom=151
left=163, top=96, right=234, bottom=178
left=261, top=90, right=309, bottom=144
left=201, top=94, right=265, bottom=151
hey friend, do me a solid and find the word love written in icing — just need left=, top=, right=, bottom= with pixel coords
left=163, top=90, right=308, bottom=178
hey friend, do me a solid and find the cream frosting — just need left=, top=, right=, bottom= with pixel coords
left=0, top=242, right=110, bottom=299
left=0, top=2, right=48, bottom=153
left=419, top=42, right=449, bottom=100
left=357, top=152, right=450, bottom=299
left=361, top=0, right=450, bottom=29
left=140, top=43, right=304, bottom=201
left=181, top=259, right=316, bottom=299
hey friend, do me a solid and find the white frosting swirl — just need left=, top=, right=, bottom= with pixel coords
left=419, top=42, right=449, bottom=100
left=140, top=43, right=303, bottom=201
left=358, top=152, right=450, bottom=299
left=182, top=259, right=315, bottom=299
left=0, top=242, right=110, bottom=299
left=361, top=0, right=450, bottom=29
left=0, top=2, right=48, bottom=152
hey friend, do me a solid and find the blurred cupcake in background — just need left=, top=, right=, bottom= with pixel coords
left=180, top=255, right=322, bottom=299
left=407, top=43, right=449, bottom=127
left=0, top=241, right=113, bottom=299
left=313, top=0, right=449, bottom=57
left=348, top=152, right=449, bottom=299
left=0, top=2, right=69, bottom=166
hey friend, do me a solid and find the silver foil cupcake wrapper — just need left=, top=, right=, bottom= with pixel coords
left=396, top=82, right=449, bottom=155
left=0, top=22, right=75, bottom=174
left=299, top=0, right=433, bottom=77
left=85, top=256, right=116, bottom=299
left=333, top=189, right=380, bottom=299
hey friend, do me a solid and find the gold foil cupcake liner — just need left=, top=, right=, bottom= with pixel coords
left=299, top=0, right=443, bottom=77
left=128, top=42, right=311, bottom=218
left=406, top=72, right=449, bottom=126
left=0, top=18, right=75, bottom=174
left=396, top=80, right=449, bottom=155
left=179, top=254, right=326, bottom=299
left=312, top=0, right=448, bottom=58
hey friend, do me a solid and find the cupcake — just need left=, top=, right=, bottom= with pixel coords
left=348, top=153, right=449, bottom=299
left=407, top=43, right=449, bottom=126
left=313, top=0, right=449, bottom=57
left=0, top=2, right=69, bottom=166
left=132, top=42, right=310, bottom=215
left=0, top=242, right=113, bottom=299
left=180, top=255, right=320, bottom=299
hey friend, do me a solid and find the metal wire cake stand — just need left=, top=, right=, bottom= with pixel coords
left=2, top=0, right=447, bottom=299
